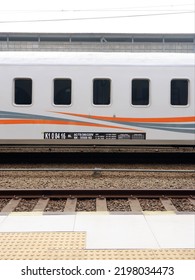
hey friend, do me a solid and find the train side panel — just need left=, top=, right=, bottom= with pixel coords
left=0, top=53, right=194, bottom=146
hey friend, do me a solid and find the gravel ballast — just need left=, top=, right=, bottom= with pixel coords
left=0, top=163, right=194, bottom=190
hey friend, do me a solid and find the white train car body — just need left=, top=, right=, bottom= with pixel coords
left=0, top=52, right=194, bottom=145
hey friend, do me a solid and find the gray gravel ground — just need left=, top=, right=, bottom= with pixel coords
left=0, top=199, right=10, bottom=211
left=171, top=198, right=195, bottom=212
left=0, top=163, right=194, bottom=190
left=139, top=199, right=166, bottom=211
left=14, top=199, right=38, bottom=212
left=76, top=199, right=96, bottom=211
left=0, top=163, right=194, bottom=212
left=1, top=197, right=194, bottom=212
left=45, top=199, right=66, bottom=212
left=107, top=199, right=131, bottom=211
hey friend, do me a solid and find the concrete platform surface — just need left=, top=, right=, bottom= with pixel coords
left=0, top=212, right=194, bottom=250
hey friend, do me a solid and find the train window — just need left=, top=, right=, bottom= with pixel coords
left=54, top=79, right=71, bottom=105
left=93, top=79, right=110, bottom=105
left=14, top=79, right=32, bottom=105
left=132, top=79, right=149, bottom=105
left=171, top=79, right=188, bottom=106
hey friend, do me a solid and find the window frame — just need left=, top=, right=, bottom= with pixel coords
left=92, top=78, right=111, bottom=106
left=170, top=78, right=189, bottom=107
left=13, top=78, right=32, bottom=106
left=53, top=78, right=72, bottom=106
left=131, top=78, right=150, bottom=107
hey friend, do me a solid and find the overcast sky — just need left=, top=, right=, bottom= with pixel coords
left=0, top=0, right=194, bottom=33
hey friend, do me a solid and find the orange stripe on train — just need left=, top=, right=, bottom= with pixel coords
left=0, top=119, right=142, bottom=131
left=54, top=112, right=195, bottom=123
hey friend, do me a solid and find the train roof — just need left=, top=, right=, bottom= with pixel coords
left=0, top=52, right=194, bottom=66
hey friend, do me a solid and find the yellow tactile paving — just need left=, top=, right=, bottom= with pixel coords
left=0, top=232, right=194, bottom=260
left=153, top=249, right=195, bottom=260
left=0, top=249, right=194, bottom=260
left=0, top=232, right=86, bottom=252
left=78, top=249, right=195, bottom=260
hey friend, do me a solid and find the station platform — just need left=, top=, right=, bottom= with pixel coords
left=0, top=212, right=194, bottom=260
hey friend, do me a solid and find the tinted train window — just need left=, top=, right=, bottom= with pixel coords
left=171, top=79, right=188, bottom=106
left=132, top=79, right=149, bottom=105
left=54, top=79, right=71, bottom=105
left=14, top=79, right=32, bottom=105
left=93, top=79, right=110, bottom=105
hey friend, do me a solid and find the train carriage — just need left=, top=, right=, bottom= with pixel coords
left=0, top=51, right=194, bottom=146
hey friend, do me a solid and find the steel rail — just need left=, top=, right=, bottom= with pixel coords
left=0, top=145, right=195, bottom=154
left=0, top=189, right=194, bottom=199
left=0, top=168, right=195, bottom=173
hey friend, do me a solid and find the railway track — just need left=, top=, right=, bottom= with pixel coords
left=0, top=189, right=195, bottom=213
left=0, top=145, right=195, bottom=153
left=0, top=166, right=194, bottom=190
left=0, top=166, right=194, bottom=212
left=0, top=167, right=195, bottom=173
